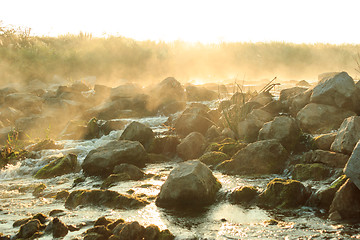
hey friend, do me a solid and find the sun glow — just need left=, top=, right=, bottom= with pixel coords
left=1, top=0, right=359, bottom=44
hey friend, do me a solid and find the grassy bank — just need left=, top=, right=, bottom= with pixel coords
left=1, top=23, right=360, bottom=86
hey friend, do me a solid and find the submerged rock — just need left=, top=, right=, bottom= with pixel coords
left=217, top=139, right=288, bottom=175
left=331, top=116, right=360, bottom=154
left=82, top=140, right=148, bottom=177
left=120, top=121, right=154, bottom=151
left=156, top=160, right=221, bottom=208
left=296, top=103, right=355, bottom=134
left=230, top=186, right=258, bottom=204
left=258, top=178, right=309, bottom=209
left=176, top=132, right=207, bottom=160
left=65, top=189, right=148, bottom=209
left=34, top=154, right=78, bottom=179
left=15, top=219, right=44, bottom=239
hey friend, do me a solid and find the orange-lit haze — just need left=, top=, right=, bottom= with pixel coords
left=1, top=0, right=359, bottom=44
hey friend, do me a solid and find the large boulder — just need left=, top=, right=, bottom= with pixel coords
left=296, top=103, right=356, bottom=134
left=310, top=72, right=357, bottom=111
left=186, top=85, right=218, bottom=101
left=155, top=160, right=221, bottom=208
left=331, top=116, right=360, bottom=154
left=289, top=88, right=312, bottom=116
left=292, top=163, right=330, bottom=181
left=120, top=121, right=154, bottom=151
left=65, top=189, right=148, bottom=209
left=34, top=154, right=79, bottom=179
left=329, top=179, right=360, bottom=220
left=147, top=77, right=186, bottom=113
left=258, top=116, right=300, bottom=151
left=280, top=87, right=308, bottom=102
left=176, top=132, right=207, bottom=160
left=82, top=140, right=148, bottom=177
left=217, top=139, right=288, bottom=175
left=15, top=219, right=43, bottom=239
left=344, top=140, right=360, bottom=190
left=174, top=104, right=213, bottom=137
left=258, top=178, right=309, bottom=209
left=302, top=149, right=349, bottom=168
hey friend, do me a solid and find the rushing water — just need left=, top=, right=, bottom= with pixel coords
left=1, top=105, right=360, bottom=239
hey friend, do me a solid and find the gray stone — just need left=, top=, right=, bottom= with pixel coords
left=120, top=121, right=154, bottom=151
left=331, top=116, right=360, bottom=154
left=176, top=132, right=207, bottom=160
left=344, top=140, right=360, bottom=190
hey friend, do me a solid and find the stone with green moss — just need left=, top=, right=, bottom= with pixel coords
left=199, top=151, right=229, bottom=167
left=258, top=178, right=309, bottom=209
left=292, top=163, right=330, bottom=181
left=65, top=189, right=148, bottom=210
left=206, top=138, right=247, bottom=157
left=34, top=154, right=78, bottom=179
left=230, top=186, right=258, bottom=204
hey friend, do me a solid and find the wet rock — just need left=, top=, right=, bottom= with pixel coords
left=94, top=216, right=113, bottom=227
left=217, top=140, right=288, bottom=175
left=331, top=116, right=360, bottom=154
left=158, top=229, right=175, bottom=240
left=258, top=116, right=300, bottom=151
left=82, top=140, right=148, bottom=177
left=176, top=132, right=207, bottom=160
left=174, top=104, right=213, bottom=137
left=34, top=154, right=79, bottom=179
left=32, top=183, right=47, bottom=197
left=56, top=190, right=70, bottom=200
left=329, top=179, right=360, bottom=220
left=49, top=209, right=66, bottom=217
left=206, top=139, right=247, bottom=157
left=156, top=160, right=221, bottom=208
left=149, top=136, right=180, bottom=156
left=84, top=225, right=112, bottom=239
left=65, top=189, right=148, bottom=209
left=258, top=178, right=309, bottom=209
left=101, top=173, right=132, bottom=189
left=311, top=72, right=357, bottom=110
left=51, top=217, right=68, bottom=238
left=16, top=219, right=43, bottom=239
left=120, top=121, right=154, bottom=151
left=143, top=225, right=160, bottom=240
left=113, top=163, right=145, bottom=180
left=113, top=221, right=144, bottom=240
left=4, top=92, right=43, bottom=115
left=312, top=175, right=348, bottom=210
left=302, top=149, right=349, bottom=168
left=230, top=186, right=258, bottom=204
left=186, top=85, right=218, bottom=101
left=344, top=140, right=360, bottom=190
left=199, top=151, right=229, bottom=168
left=107, top=219, right=125, bottom=231
left=296, top=103, right=355, bottom=134
left=313, top=132, right=337, bottom=151
left=147, top=77, right=186, bottom=113
left=292, top=163, right=330, bottom=181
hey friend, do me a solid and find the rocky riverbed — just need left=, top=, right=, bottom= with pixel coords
left=1, top=73, right=360, bottom=239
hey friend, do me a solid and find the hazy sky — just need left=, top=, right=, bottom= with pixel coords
left=1, top=0, right=359, bottom=44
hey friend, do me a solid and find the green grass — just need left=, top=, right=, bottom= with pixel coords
left=1, top=22, right=360, bottom=86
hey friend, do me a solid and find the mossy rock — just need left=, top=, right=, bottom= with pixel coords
left=230, top=186, right=258, bottom=204
left=258, top=178, right=309, bottom=209
left=65, top=189, right=148, bottom=209
left=101, top=173, right=132, bottom=189
left=34, top=154, right=79, bottom=179
left=199, top=151, right=229, bottom=167
left=206, top=139, right=247, bottom=157
left=292, top=163, right=330, bottom=181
